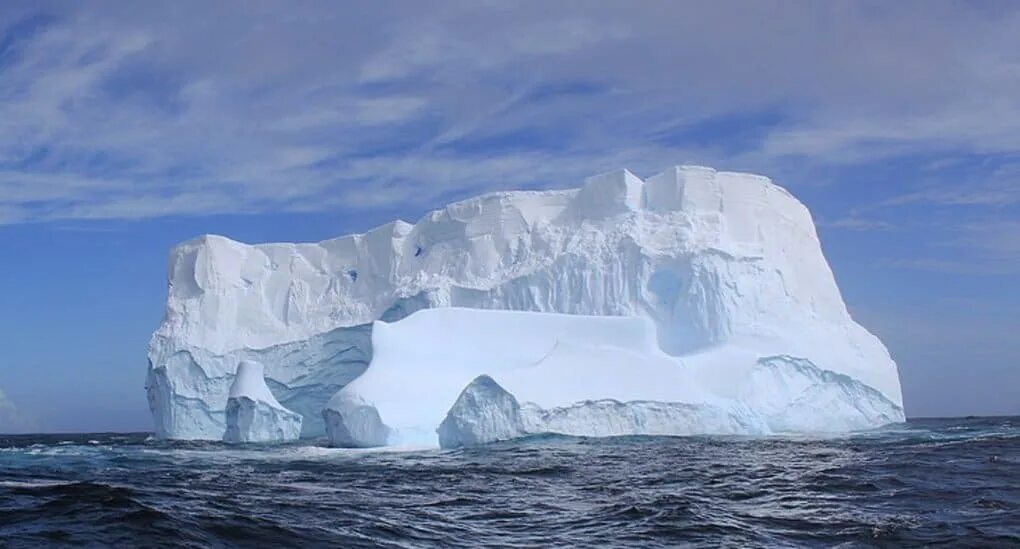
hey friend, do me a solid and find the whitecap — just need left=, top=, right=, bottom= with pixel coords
left=0, top=479, right=74, bottom=488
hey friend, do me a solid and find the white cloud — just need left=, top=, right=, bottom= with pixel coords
left=0, top=205, right=28, bottom=225
left=273, top=96, right=429, bottom=130
left=879, top=161, right=1020, bottom=208
left=948, top=220, right=1020, bottom=261
left=819, top=217, right=896, bottom=232
left=0, top=2, right=1017, bottom=224
left=880, top=219, right=1020, bottom=275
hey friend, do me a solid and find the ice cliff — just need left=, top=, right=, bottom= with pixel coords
left=146, top=165, right=905, bottom=445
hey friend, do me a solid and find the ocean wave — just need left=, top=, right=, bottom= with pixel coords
left=1, top=419, right=1017, bottom=547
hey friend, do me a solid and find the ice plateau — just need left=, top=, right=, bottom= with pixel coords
left=146, top=165, right=905, bottom=445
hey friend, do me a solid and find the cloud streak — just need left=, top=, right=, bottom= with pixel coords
left=0, top=1, right=1017, bottom=225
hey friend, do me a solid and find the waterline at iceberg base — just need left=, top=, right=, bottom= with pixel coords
left=146, top=165, right=904, bottom=447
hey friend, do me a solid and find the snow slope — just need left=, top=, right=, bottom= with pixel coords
left=147, top=165, right=904, bottom=442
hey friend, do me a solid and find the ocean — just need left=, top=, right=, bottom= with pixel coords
left=1, top=417, right=1017, bottom=548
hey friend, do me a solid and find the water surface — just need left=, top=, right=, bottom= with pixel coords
left=1, top=417, right=1017, bottom=547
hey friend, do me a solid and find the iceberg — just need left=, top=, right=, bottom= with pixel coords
left=146, top=165, right=905, bottom=444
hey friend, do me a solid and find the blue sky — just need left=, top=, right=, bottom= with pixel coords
left=0, top=1, right=1017, bottom=432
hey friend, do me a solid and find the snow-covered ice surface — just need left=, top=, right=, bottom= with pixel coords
left=222, top=361, right=302, bottom=443
left=147, top=165, right=904, bottom=444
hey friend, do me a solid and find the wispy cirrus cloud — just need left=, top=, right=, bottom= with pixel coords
left=947, top=220, right=1020, bottom=261
left=0, top=0, right=1017, bottom=228
left=818, top=216, right=896, bottom=232
left=878, top=160, right=1020, bottom=208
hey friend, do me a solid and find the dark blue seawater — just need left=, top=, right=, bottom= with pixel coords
left=1, top=418, right=1017, bottom=548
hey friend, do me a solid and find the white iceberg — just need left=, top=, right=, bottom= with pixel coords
left=146, top=165, right=904, bottom=443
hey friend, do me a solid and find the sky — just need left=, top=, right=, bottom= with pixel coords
left=0, top=1, right=1017, bottom=433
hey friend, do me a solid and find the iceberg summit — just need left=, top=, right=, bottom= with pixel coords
left=146, top=166, right=904, bottom=447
